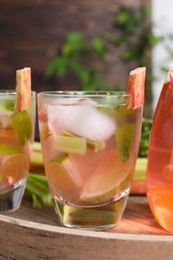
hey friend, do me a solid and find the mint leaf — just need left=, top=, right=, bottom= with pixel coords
left=96, top=105, right=117, bottom=116
left=0, top=100, right=14, bottom=111
left=115, top=106, right=133, bottom=116
left=11, top=111, right=32, bottom=145
left=96, top=105, right=134, bottom=118
left=115, top=123, right=135, bottom=163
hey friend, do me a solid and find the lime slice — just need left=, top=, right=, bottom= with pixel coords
left=2, top=153, right=29, bottom=184
left=46, top=161, right=73, bottom=188
left=46, top=158, right=80, bottom=199
left=79, top=150, right=127, bottom=204
left=80, top=177, right=118, bottom=205
left=0, top=144, right=28, bottom=183
left=11, top=110, right=32, bottom=145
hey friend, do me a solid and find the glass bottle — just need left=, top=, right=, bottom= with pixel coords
left=146, top=65, right=173, bottom=232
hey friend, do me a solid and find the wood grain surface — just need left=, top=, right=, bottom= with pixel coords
left=0, top=196, right=172, bottom=260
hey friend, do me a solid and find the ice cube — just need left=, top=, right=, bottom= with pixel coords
left=0, top=110, right=12, bottom=129
left=47, top=98, right=115, bottom=141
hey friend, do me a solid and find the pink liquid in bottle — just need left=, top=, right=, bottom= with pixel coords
left=146, top=67, right=173, bottom=232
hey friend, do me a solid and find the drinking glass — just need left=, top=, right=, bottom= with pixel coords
left=37, top=91, right=142, bottom=230
left=0, top=90, right=36, bottom=211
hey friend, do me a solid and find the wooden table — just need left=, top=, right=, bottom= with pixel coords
left=0, top=196, right=173, bottom=260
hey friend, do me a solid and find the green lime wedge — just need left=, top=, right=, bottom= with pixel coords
left=11, top=110, right=32, bottom=145
left=79, top=148, right=130, bottom=204
left=80, top=184, right=117, bottom=205
left=115, top=123, right=135, bottom=163
left=79, top=163, right=119, bottom=204
left=0, top=144, right=22, bottom=155
left=46, top=158, right=80, bottom=196
left=2, top=153, right=29, bottom=181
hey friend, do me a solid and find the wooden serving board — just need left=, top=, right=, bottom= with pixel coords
left=0, top=196, right=173, bottom=260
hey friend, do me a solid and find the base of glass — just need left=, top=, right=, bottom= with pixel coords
left=53, top=193, right=129, bottom=231
left=0, top=180, right=26, bottom=212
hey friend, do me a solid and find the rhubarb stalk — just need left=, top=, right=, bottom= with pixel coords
left=127, top=67, right=146, bottom=109
left=15, top=67, right=31, bottom=112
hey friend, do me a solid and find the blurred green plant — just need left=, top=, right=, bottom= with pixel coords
left=45, top=4, right=167, bottom=105
left=109, top=5, right=160, bottom=65
left=103, top=5, right=161, bottom=115
left=158, top=33, right=173, bottom=73
left=46, top=32, right=108, bottom=91
left=138, top=118, right=152, bottom=157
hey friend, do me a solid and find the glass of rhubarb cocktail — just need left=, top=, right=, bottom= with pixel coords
left=0, top=68, right=36, bottom=211
left=37, top=89, right=143, bottom=230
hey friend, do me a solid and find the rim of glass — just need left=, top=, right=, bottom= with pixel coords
left=37, top=90, right=131, bottom=98
left=0, top=90, right=36, bottom=97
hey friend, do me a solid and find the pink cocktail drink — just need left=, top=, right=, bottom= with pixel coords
left=0, top=90, right=36, bottom=211
left=38, top=92, right=142, bottom=230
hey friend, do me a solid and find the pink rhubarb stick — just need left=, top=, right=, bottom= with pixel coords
left=16, top=67, right=31, bottom=112
left=127, top=67, right=146, bottom=109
